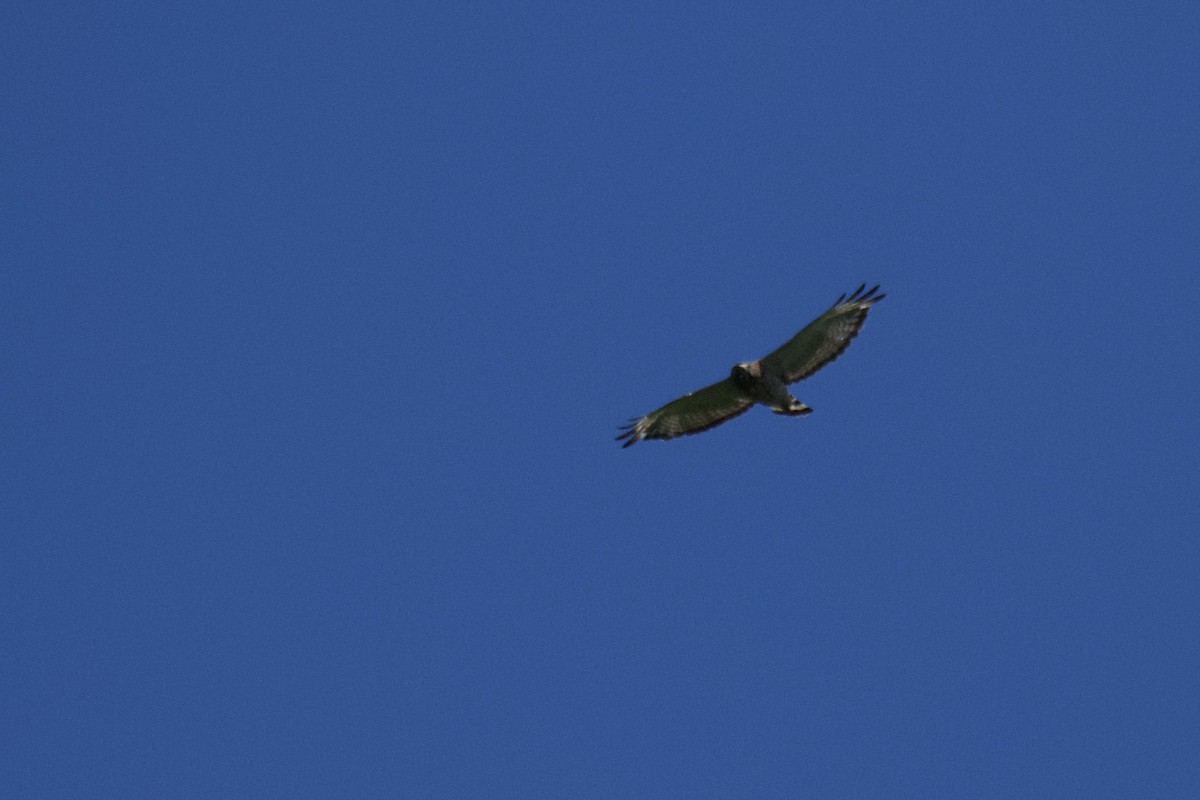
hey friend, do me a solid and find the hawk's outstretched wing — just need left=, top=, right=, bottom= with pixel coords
left=759, top=284, right=885, bottom=384
left=615, top=377, right=753, bottom=448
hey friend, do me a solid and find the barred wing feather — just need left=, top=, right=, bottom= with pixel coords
left=615, top=378, right=753, bottom=448
left=759, top=284, right=885, bottom=384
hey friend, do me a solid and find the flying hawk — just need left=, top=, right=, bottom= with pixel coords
left=616, top=284, right=885, bottom=447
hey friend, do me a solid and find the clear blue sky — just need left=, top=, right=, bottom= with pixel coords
left=5, top=3, right=1199, bottom=797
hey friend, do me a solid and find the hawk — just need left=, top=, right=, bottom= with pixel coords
left=616, top=284, right=885, bottom=447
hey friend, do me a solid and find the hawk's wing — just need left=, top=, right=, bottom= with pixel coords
left=759, top=284, right=885, bottom=384
left=616, top=377, right=753, bottom=448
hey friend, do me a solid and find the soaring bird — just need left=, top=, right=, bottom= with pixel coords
left=616, top=284, right=884, bottom=447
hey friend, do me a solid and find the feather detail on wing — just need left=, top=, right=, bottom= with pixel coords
left=759, top=284, right=885, bottom=384
left=615, top=378, right=753, bottom=447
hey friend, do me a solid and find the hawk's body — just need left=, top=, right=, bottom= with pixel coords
left=616, top=284, right=884, bottom=447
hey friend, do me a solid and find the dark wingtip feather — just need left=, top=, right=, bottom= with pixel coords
left=617, top=427, right=640, bottom=447
left=837, top=283, right=870, bottom=307
left=616, top=422, right=642, bottom=446
left=843, top=283, right=885, bottom=306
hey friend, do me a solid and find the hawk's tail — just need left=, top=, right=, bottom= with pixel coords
left=771, top=403, right=812, bottom=416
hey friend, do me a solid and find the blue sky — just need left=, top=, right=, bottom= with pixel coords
left=5, top=2, right=1199, bottom=797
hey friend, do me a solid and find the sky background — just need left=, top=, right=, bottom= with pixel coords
left=4, top=2, right=1199, bottom=797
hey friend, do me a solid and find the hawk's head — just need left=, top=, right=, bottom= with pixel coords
left=730, top=361, right=762, bottom=389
